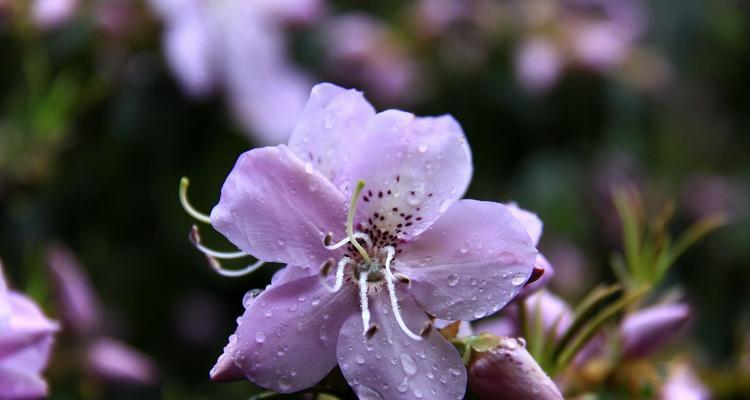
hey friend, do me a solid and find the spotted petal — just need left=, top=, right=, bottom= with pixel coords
left=211, top=145, right=348, bottom=270
left=343, top=111, right=472, bottom=242
left=397, top=200, right=537, bottom=321
left=287, top=83, right=377, bottom=185
left=230, top=275, right=358, bottom=393
left=337, top=291, right=466, bottom=400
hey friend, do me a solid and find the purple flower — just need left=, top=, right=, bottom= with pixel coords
left=515, top=38, right=563, bottom=94
left=468, top=337, right=563, bottom=400
left=209, top=83, right=538, bottom=398
left=149, top=0, right=321, bottom=144
left=0, top=259, right=58, bottom=399
left=620, top=303, right=691, bottom=359
left=47, top=245, right=158, bottom=386
left=476, top=290, right=572, bottom=339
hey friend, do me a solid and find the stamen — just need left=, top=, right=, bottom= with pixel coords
left=358, top=271, right=371, bottom=335
left=190, top=226, right=247, bottom=259
left=365, top=324, right=379, bottom=339
left=394, top=272, right=412, bottom=287
left=419, top=321, right=433, bottom=337
left=322, top=232, right=373, bottom=251
left=206, top=256, right=265, bottom=277
left=383, top=246, right=422, bottom=341
left=347, top=180, right=371, bottom=263
left=321, top=257, right=349, bottom=292
left=179, top=177, right=211, bottom=224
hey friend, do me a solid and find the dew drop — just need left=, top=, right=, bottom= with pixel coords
left=355, top=353, right=366, bottom=365
left=396, top=379, right=409, bottom=393
left=449, top=364, right=463, bottom=376
left=242, top=291, right=254, bottom=308
left=304, top=162, right=314, bottom=174
left=438, top=199, right=452, bottom=213
left=400, top=353, right=418, bottom=376
left=414, top=388, right=424, bottom=398
left=356, top=385, right=384, bottom=400
left=278, top=376, right=292, bottom=391
left=459, top=243, right=469, bottom=254
left=311, top=296, right=321, bottom=306
left=418, top=143, right=429, bottom=153
left=473, top=307, right=488, bottom=319
left=298, top=294, right=307, bottom=302
left=511, top=273, right=527, bottom=286
left=288, top=304, right=298, bottom=312
left=447, top=273, right=459, bottom=287
left=255, top=331, right=266, bottom=343
left=264, top=310, right=273, bottom=318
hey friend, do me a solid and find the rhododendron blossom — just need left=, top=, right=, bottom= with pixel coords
left=206, top=83, right=539, bottom=398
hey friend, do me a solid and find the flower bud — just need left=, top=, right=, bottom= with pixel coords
left=620, top=303, right=690, bottom=359
left=469, top=337, right=563, bottom=400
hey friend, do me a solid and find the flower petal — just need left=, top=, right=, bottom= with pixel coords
left=0, top=366, right=48, bottom=399
left=397, top=200, right=537, bottom=321
left=506, top=202, right=543, bottom=246
left=0, top=293, right=59, bottom=361
left=337, top=291, right=466, bottom=400
left=211, top=145, right=348, bottom=270
left=343, top=110, right=472, bottom=240
left=47, top=244, right=102, bottom=336
left=287, top=83, right=377, bottom=184
left=231, top=275, right=358, bottom=393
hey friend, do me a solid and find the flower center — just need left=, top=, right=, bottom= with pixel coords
left=320, top=180, right=429, bottom=341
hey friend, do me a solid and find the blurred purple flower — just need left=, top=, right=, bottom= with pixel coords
left=47, top=245, right=158, bottom=386
left=515, top=38, right=563, bottom=94
left=469, top=337, right=563, bottom=400
left=85, top=338, right=158, bottom=386
left=0, top=260, right=58, bottom=399
left=680, top=173, right=745, bottom=221
left=620, top=303, right=691, bottom=359
left=94, top=0, right=137, bottom=37
left=208, top=83, right=538, bottom=397
left=321, top=14, right=425, bottom=105
left=149, top=0, right=322, bottom=144
left=661, top=362, right=710, bottom=400
left=31, top=0, right=79, bottom=29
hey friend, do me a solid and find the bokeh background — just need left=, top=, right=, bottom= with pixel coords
left=0, top=0, right=748, bottom=398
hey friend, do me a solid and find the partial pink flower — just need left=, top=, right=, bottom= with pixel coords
left=85, top=338, right=158, bottom=386
left=515, top=38, right=563, bottom=94
left=661, top=362, right=710, bottom=400
left=0, top=260, right=58, bottom=399
left=209, top=83, right=539, bottom=398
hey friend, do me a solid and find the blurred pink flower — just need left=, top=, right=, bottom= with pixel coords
left=321, top=14, right=425, bottom=105
left=515, top=38, right=563, bottom=93
left=0, top=260, right=58, bottom=399
left=31, top=0, right=79, bottom=29
left=149, top=0, right=322, bottom=144
left=47, top=245, right=158, bottom=386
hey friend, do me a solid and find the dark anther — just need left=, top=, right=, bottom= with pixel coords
left=366, top=324, right=379, bottom=339
left=319, top=258, right=335, bottom=276
left=419, top=322, right=433, bottom=337
left=394, top=273, right=411, bottom=285
left=323, top=232, right=334, bottom=246
left=188, top=225, right=201, bottom=245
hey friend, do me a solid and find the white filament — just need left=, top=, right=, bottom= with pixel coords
left=358, top=271, right=371, bottom=335
left=210, top=259, right=265, bottom=277
left=321, top=257, right=350, bottom=293
left=323, top=232, right=373, bottom=251
left=195, top=243, right=247, bottom=259
left=383, top=246, right=422, bottom=341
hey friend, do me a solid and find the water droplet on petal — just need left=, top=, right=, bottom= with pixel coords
left=356, top=385, right=385, bottom=400
left=278, top=376, right=292, bottom=391
left=511, top=273, right=527, bottom=286
left=242, top=291, right=255, bottom=308
left=356, top=353, right=366, bottom=365
left=311, top=296, right=320, bottom=306
left=400, top=353, right=418, bottom=376
left=447, top=273, right=459, bottom=287
left=255, top=331, right=266, bottom=343
left=304, top=162, right=314, bottom=174
left=449, top=364, right=463, bottom=376
left=418, top=143, right=429, bottom=153
left=414, top=388, right=424, bottom=398
left=474, top=307, right=488, bottom=318
left=298, top=294, right=307, bottom=302
left=396, top=378, right=409, bottom=393
left=438, top=199, right=452, bottom=213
